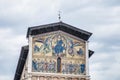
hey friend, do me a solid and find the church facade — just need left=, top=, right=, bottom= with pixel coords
left=14, top=22, right=94, bottom=80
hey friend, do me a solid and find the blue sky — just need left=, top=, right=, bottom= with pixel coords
left=0, top=0, right=120, bottom=80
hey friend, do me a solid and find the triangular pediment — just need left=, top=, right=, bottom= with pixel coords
left=27, top=22, right=92, bottom=41
left=32, top=31, right=85, bottom=58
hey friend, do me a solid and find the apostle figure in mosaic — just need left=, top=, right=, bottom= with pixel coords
left=66, top=62, right=69, bottom=74
left=32, top=59, right=38, bottom=71
left=76, top=63, right=80, bottom=74
left=79, top=64, right=81, bottom=74
left=37, top=59, right=41, bottom=72
left=52, top=60, right=56, bottom=73
left=80, top=64, right=85, bottom=73
left=73, top=63, right=78, bottom=74
left=41, top=59, right=44, bottom=72
left=69, top=62, right=74, bottom=74
left=44, top=59, right=48, bottom=72
left=62, top=63, right=66, bottom=74
left=47, top=60, right=50, bottom=72
left=48, top=60, right=52, bottom=72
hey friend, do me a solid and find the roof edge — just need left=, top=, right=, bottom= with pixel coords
left=14, top=45, right=29, bottom=80
left=26, top=22, right=92, bottom=41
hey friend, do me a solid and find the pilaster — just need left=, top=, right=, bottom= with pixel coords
left=85, top=41, right=89, bottom=76
left=28, top=36, right=32, bottom=73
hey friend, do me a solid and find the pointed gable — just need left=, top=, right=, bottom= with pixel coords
left=27, top=22, right=92, bottom=41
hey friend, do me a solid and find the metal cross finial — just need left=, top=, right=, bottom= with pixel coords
left=58, top=11, right=61, bottom=22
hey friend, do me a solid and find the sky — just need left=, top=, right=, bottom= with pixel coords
left=0, top=0, right=120, bottom=80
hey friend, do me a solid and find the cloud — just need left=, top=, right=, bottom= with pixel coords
left=0, top=0, right=120, bottom=80
left=0, top=0, right=60, bottom=27
left=90, top=51, right=120, bottom=80
left=0, top=28, right=27, bottom=78
left=58, top=0, right=120, bottom=29
left=0, top=75, right=13, bottom=80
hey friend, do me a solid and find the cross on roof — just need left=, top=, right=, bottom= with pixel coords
left=58, top=11, right=61, bottom=22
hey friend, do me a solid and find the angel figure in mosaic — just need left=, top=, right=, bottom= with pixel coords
left=34, top=45, right=40, bottom=53
left=43, top=37, right=52, bottom=54
left=35, top=36, right=52, bottom=54
left=77, top=48, right=83, bottom=55
left=68, top=39, right=81, bottom=56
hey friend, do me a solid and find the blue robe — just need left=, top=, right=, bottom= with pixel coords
left=80, top=64, right=85, bottom=73
left=54, top=40, right=65, bottom=54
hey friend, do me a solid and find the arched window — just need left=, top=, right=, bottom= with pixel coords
left=57, top=57, right=61, bottom=72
